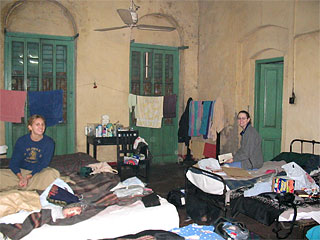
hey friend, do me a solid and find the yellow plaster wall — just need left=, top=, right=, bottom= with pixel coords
left=0, top=0, right=199, bottom=161
left=198, top=0, right=320, bottom=154
left=1, top=0, right=319, bottom=160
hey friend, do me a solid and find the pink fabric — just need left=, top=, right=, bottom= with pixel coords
left=196, top=102, right=203, bottom=136
left=0, top=89, right=26, bottom=123
left=188, top=101, right=204, bottom=137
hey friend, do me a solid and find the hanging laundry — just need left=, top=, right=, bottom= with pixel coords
left=0, top=89, right=26, bottom=123
left=163, top=94, right=177, bottom=118
left=190, top=139, right=205, bottom=160
left=178, top=97, right=192, bottom=145
left=188, top=101, right=203, bottom=137
left=208, top=97, right=225, bottom=141
left=28, top=90, right=63, bottom=127
left=136, top=95, right=164, bottom=128
left=128, top=93, right=137, bottom=113
left=199, top=101, right=215, bottom=137
left=204, top=101, right=215, bottom=139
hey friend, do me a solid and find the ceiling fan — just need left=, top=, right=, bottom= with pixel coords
left=94, top=0, right=176, bottom=32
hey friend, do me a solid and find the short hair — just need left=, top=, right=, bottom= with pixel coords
left=27, top=114, right=46, bottom=128
left=237, top=110, right=250, bottom=119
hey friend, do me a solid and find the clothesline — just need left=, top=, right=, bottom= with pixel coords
left=0, top=89, right=63, bottom=126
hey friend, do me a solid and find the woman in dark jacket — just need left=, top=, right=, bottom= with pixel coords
left=225, top=110, right=264, bottom=170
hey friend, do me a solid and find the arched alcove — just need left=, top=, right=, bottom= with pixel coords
left=4, top=0, right=77, bottom=36
left=236, top=25, right=289, bottom=112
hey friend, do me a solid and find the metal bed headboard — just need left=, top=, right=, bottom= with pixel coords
left=289, top=139, right=320, bottom=154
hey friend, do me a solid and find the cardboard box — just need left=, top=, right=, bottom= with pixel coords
left=273, top=177, right=295, bottom=193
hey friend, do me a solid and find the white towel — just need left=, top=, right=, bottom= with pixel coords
left=136, top=96, right=164, bottom=128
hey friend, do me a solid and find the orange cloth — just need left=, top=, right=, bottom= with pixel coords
left=0, top=89, right=26, bottom=123
left=190, top=140, right=205, bottom=160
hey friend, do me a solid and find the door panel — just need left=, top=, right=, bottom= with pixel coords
left=255, top=61, right=283, bottom=161
left=130, top=43, right=179, bottom=163
left=4, top=33, right=75, bottom=157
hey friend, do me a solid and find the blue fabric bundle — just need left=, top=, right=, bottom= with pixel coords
left=47, top=184, right=80, bottom=207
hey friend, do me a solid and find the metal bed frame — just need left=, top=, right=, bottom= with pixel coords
left=185, top=139, right=320, bottom=225
left=290, top=139, right=320, bottom=154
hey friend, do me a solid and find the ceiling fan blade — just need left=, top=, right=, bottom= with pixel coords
left=136, top=24, right=176, bottom=32
left=117, top=9, right=134, bottom=25
left=94, top=25, right=129, bottom=32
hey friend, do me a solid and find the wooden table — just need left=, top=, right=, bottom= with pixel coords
left=86, top=136, right=117, bottom=160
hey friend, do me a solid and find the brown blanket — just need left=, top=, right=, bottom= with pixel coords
left=0, top=152, right=124, bottom=240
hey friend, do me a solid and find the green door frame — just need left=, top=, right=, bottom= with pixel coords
left=254, top=57, right=284, bottom=161
left=4, top=31, right=76, bottom=156
left=129, top=42, right=179, bottom=163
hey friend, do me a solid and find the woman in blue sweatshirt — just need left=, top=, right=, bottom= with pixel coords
left=0, top=115, right=59, bottom=191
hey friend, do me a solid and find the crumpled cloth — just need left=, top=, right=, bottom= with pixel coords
left=87, top=162, right=118, bottom=175
left=0, top=190, right=41, bottom=218
left=133, top=137, right=148, bottom=149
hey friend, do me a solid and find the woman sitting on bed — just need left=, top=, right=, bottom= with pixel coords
left=225, top=110, right=264, bottom=170
left=0, top=114, right=60, bottom=191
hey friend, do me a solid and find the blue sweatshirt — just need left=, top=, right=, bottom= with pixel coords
left=9, top=134, right=55, bottom=176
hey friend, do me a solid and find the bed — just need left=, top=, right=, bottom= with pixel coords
left=185, top=139, right=320, bottom=227
left=0, top=152, right=179, bottom=240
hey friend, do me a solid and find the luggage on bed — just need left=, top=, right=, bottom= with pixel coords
left=185, top=176, right=226, bottom=223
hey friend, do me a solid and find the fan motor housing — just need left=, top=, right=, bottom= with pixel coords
left=130, top=11, right=138, bottom=24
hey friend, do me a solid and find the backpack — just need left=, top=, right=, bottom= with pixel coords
left=167, top=188, right=185, bottom=208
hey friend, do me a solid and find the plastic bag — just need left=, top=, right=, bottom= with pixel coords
left=282, top=162, right=319, bottom=190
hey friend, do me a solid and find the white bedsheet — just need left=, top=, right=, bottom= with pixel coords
left=21, top=197, right=179, bottom=240
left=279, top=206, right=320, bottom=224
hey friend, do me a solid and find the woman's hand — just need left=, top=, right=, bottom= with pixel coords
left=225, top=158, right=234, bottom=163
left=17, top=173, right=32, bottom=188
left=18, top=177, right=28, bottom=187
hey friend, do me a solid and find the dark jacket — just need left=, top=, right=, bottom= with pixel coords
left=178, top=97, right=193, bottom=146
left=233, top=124, right=264, bottom=169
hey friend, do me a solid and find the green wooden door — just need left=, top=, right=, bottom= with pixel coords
left=130, top=43, right=179, bottom=163
left=4, top=32, right=75, bottom=157
left=255, top=58, right=283, bottom=161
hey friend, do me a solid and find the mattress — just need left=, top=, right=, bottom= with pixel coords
left=21, top=197, right=179, bottom=240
